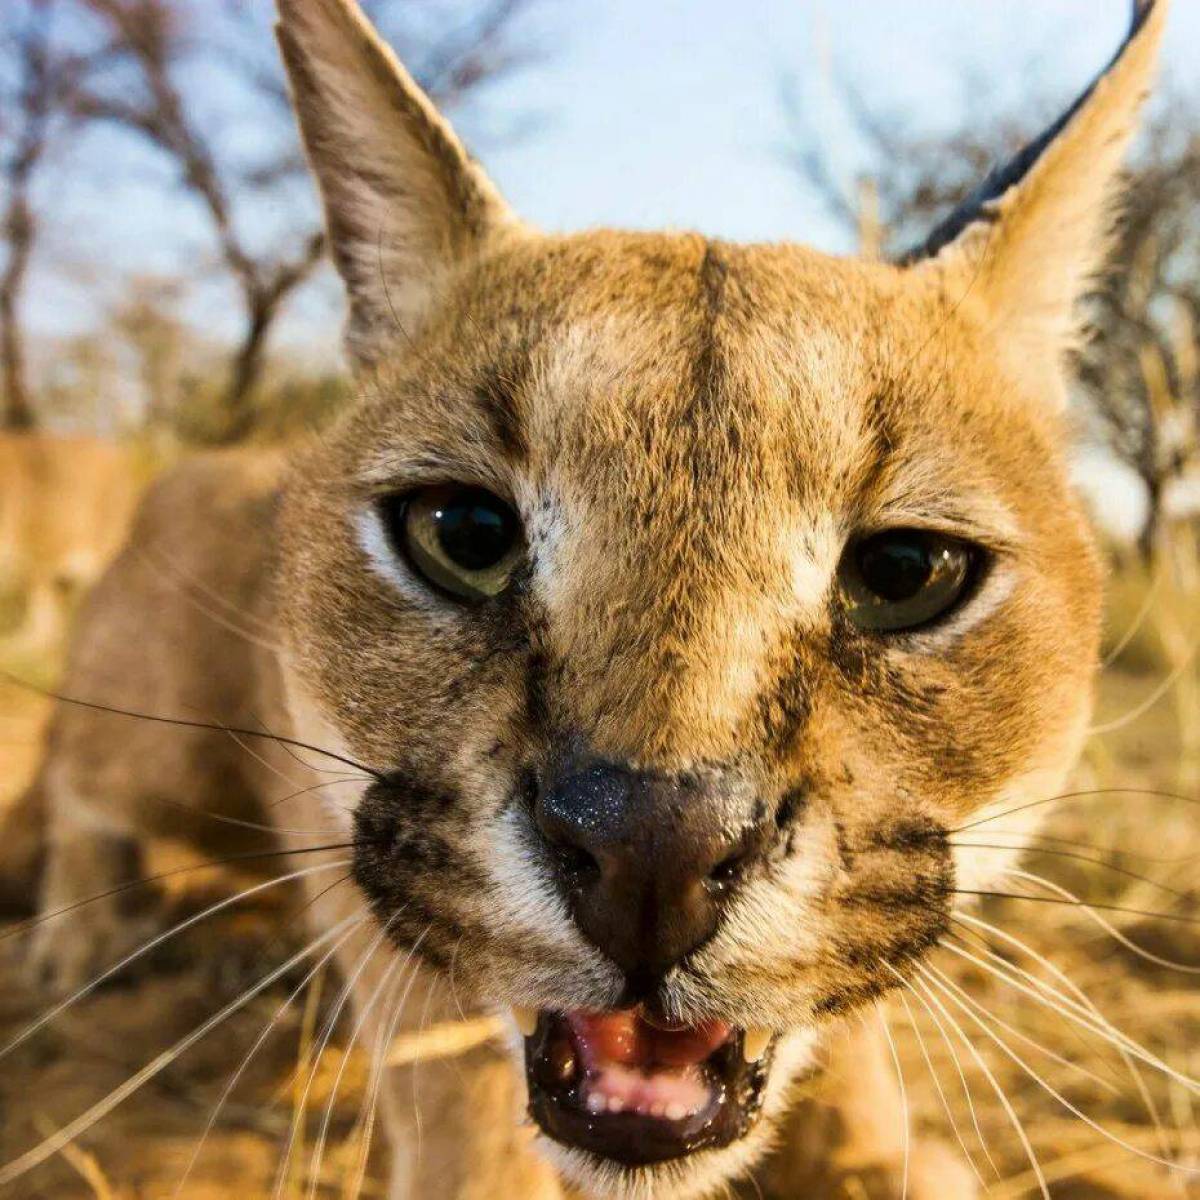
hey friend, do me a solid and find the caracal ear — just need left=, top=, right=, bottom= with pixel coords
left=903, top=0, right=1168, bottom=394
left=275, top=0, right=522, bottom=367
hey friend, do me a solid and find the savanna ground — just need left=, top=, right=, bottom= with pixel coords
left=0, top=452, right=1198, bottom=1200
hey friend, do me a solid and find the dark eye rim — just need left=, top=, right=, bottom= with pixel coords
left=838, top=526, right=991, bottom=636
left=377, top=483, right=524, bottom=605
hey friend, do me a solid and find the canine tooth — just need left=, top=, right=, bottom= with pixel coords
left=664, top=1102, right=687, bottom=1122
left=742, top=1027, right=772, bottom=1063
left=586, top=1091, right=607, bottom=1114
left=512, top=1007, right=538, bottom=1038
left=607, top=1096, right=625, bottom=1113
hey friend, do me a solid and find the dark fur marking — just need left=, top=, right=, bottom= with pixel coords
left=899, top=0, right=1157, bottom=262
left=474, top=356, right=530, bottom=462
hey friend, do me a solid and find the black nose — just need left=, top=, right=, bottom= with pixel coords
left=534, top=762, right=768, bottom=991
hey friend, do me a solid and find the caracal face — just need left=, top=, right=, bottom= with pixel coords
left=268, top=2, right=1164, bottom=1196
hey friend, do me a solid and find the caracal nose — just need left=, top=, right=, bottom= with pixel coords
left=534, top=761, right=768, bottom=993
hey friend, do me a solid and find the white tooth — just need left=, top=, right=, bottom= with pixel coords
left=586, top=1091, right=607, bottom=1114
left=512, top=1007, right=538, bottom=1038
left=607, top=1096, right=625, bottom=1113
left=742, top=1027, right=772, bottom=1063
left=665, top=1102, right=687, bottom=1122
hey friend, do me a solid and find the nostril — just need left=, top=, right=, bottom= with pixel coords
left=520, top=771, right=539, bottom=811
left=551, top=840, right=600, bottom=882
left=707, top=849, right=747, bottom=887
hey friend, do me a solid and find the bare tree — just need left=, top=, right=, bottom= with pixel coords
left=783, top=78, right=1200, bottom=552
left=66, top=0, right=536, bottom=443
left=0, top=0, right=97, bottom=429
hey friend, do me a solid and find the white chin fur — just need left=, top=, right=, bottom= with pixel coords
left=528, top=1026, right=820, bottom=1200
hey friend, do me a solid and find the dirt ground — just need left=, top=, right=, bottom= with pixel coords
left=1, top=612, right=1199, bottom=1199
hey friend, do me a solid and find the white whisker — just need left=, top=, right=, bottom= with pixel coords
left=938, top=938, right=1200, bottom=1096
left=1, top=859, right=351, bottom=1063
left=1005, top=868, right=1200, bottom=974
left=1088, top=624, right=1200, bottom=736
left=908, top=969, right=1049, bottom=1199
left=0, top=915, right=355, bottom=1188
left=953, top=909, right=1175, bottom=1161
left=348, top=927, right=432, bottom=1200
left=272, top=916, right=398, bottom=1199
left=876, top=1001, right=909, bottom=1200
left=1101, top=563, right=1163, bottom=668
left=892, top=962, right=1001, bottom=1179
left=305, top=938, right=405, bottom=1200
left=892, top=980, right=987, bottom=1189
left=133, top=544, right=285, bottom=647
left=935, top=937, right=1122, bottom=1096
left=923, top=962, right=1196, bottom=1174
left=172, top=912, right=367, bottom=1198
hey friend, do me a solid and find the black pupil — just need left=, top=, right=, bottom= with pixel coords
left=857, top=534, right=935, bottom=603
left=435, top=491, right=515, bottom=571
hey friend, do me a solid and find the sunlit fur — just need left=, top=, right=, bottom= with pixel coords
left=6, top=1, right=1169, bottom=1197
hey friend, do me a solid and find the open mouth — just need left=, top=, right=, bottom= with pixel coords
left=521, top=1007, right=774, bottom=1166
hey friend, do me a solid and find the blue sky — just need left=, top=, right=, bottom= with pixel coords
left=27, top=0, right=1200, bottom=365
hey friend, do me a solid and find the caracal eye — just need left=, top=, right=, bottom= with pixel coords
left=839, top=529, right=982, bottom=633
left=382, top=484, right=523, bottom=602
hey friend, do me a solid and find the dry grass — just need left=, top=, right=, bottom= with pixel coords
left=0, top=475, right=1197, bottom=1198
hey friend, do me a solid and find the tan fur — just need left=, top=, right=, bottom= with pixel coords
left=3, top=3, right=1168, bottom=1198
left=0, top=432, right=144, bottom=649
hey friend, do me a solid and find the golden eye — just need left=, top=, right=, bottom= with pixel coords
left=839, top=529, right=982, bottom=633
left=383, top=484, right=523, bottom=602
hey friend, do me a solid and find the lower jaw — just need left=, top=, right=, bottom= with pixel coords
left=523, top=1012, right=774, bottom=1168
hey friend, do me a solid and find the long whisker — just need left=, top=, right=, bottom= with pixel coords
left=897, top=962, right=1001, bottom=1179
left=906, top=968, right=1049, bottom=1199
left=875, top=1002, right=909, bottom=1200
left=0, top=859, right=351, bottom=1062
left=136, top=788, right=345, bottom=838
left=948, top=889, right=1200, bottom=931
left=305, top=919, right=428, bottom=1200
left=305, top=940, right=404, bottom=1200
left=936, top=940, right=1200, bottom=1096
left=268, top=776, right=370, bottom=811
left=271, top=916, right=400, bottom=1199
left=952, top=787, right=1200, bottom=836
left=0, top=842, right=354, bottom=945
left=934, top=942, right=1122, bottom=1097
left=0, top=914, right=356, bottom=1188
left=949, top=920, right=1124, bottom=1089
left=921, top=961, right=1195, bottom=1174
left=950, top=840, right=1193, bottom=901
left=219, top=723, right=313, bottom=792
left=350, top=927, right=433, bottom=1200
left=892, top=983, right=987, bottom=1189
left=960, top=828, right=1200, bottom=866
left=0, top=669, right=385, bottom=782
left=172, top=912, right=368, bottom=1198
left=251, top=708, right=371, bottom=780
left=1089, top=625, right=1200, bottom=736
left=950, top=912, right=1175, bottom=1162
left=344, top=975, right=405, bottom=1200
left=132, top=543, right=284, bottom=646
left=408, top=935, right=441, bottom=1174
left=1005, top=868, right=1200, bottom=973
left=1101, top=563, right=1164, bottom=668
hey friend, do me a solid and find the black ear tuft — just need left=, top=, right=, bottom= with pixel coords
left=899, top=0, right=1160, bottom=265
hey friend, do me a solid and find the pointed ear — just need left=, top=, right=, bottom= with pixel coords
left=903, top=0, right=1167, bottom=389
left=275, top=0, right=521, bottom=367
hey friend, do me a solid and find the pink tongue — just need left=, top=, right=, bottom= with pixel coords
left=565, top=1009, right=732, bottom=1120
left=567, top=1009, right=731, bottom=1069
